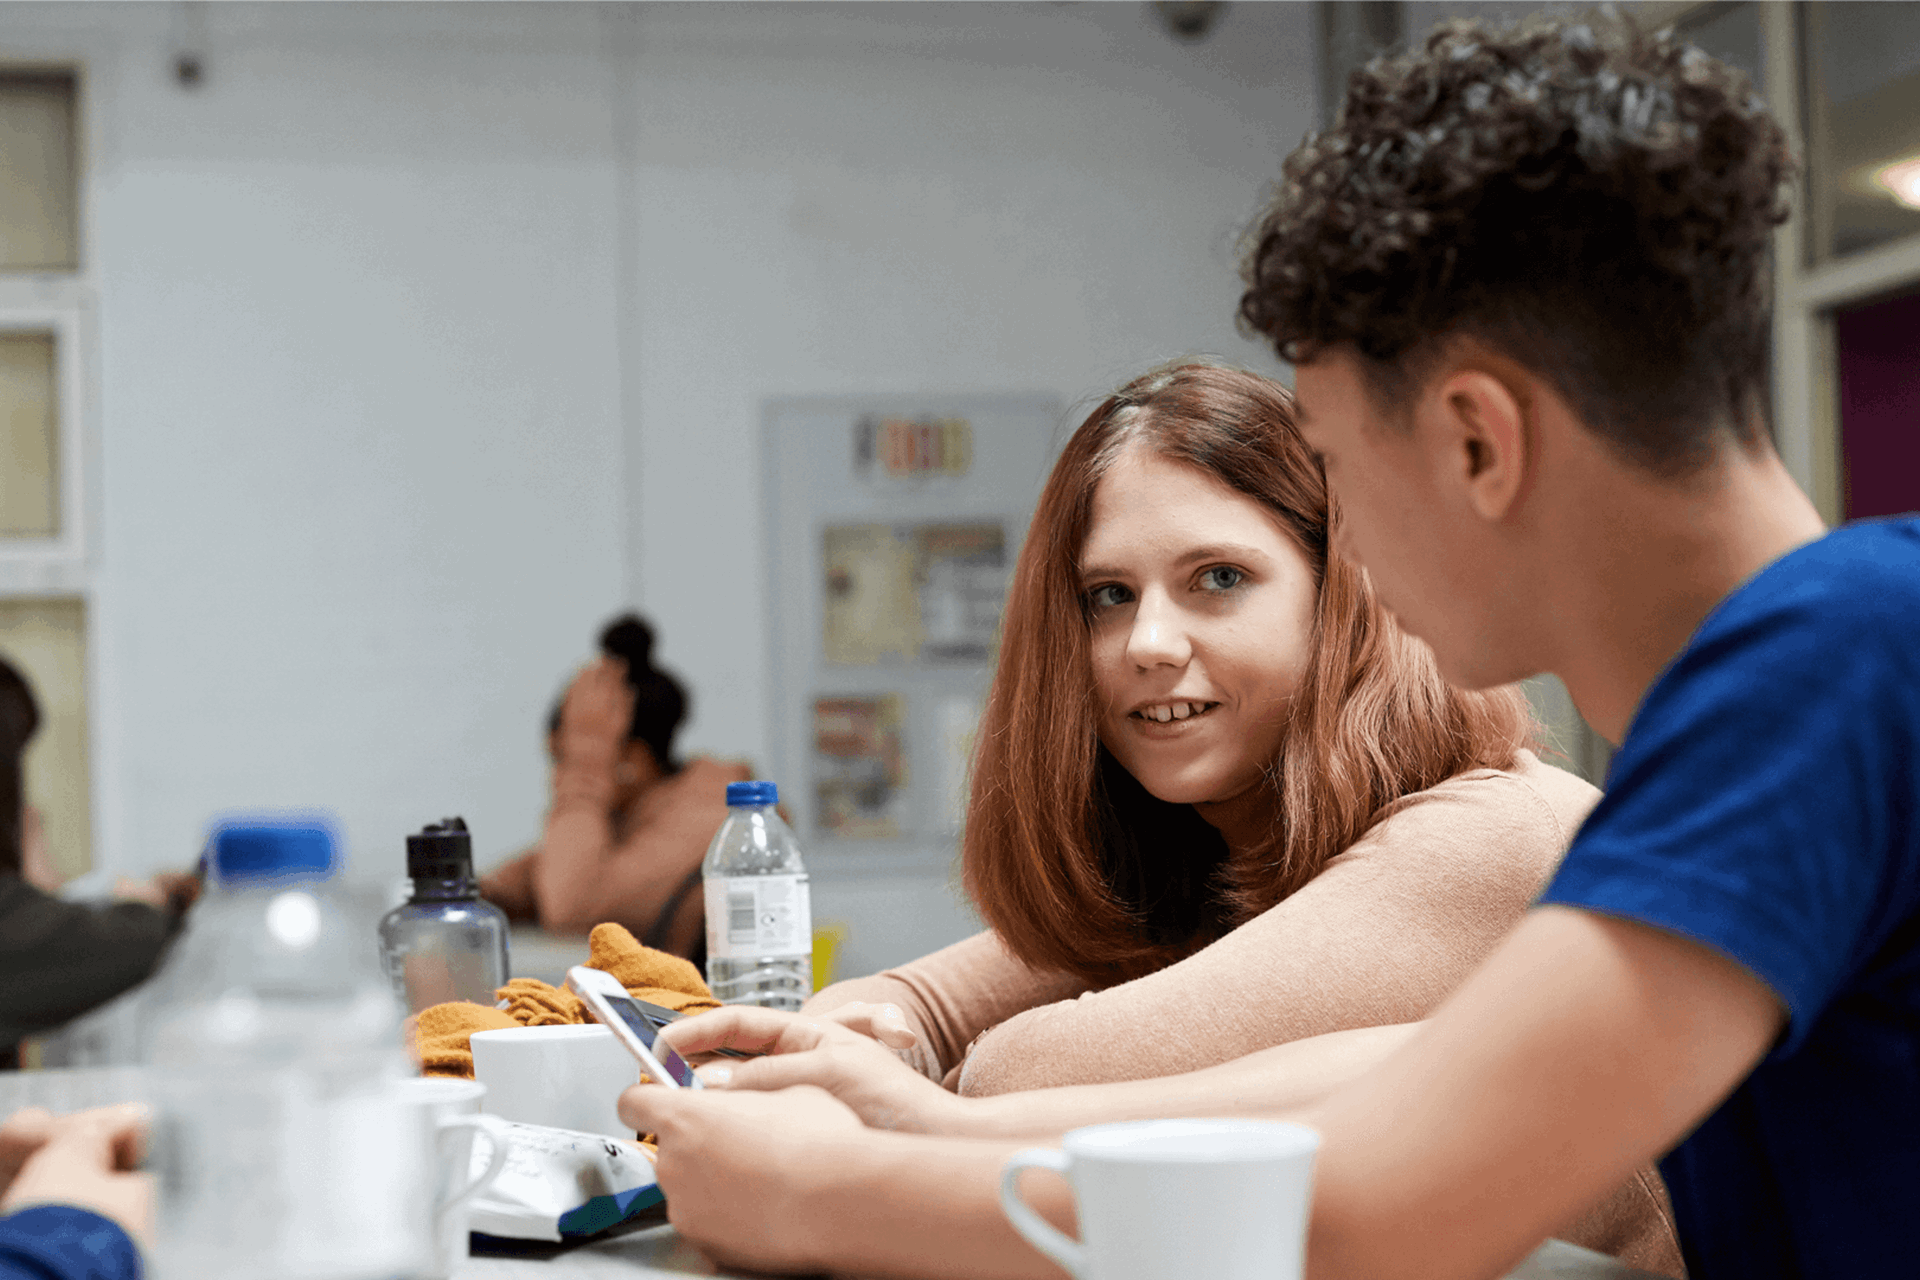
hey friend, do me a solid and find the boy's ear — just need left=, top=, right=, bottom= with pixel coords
left=1431, top=368, right=1529, bottom=522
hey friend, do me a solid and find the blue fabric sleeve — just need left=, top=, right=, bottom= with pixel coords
left=1541, top=548, right=1920, bottom=1055
left=0, top=1206, right=142, bottom=1280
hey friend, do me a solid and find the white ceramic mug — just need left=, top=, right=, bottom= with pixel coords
left=469, top=1024, right=641, bottom=1140
left=999, top=1119, right=1321, bottom=1280
left=391, top=1077, right=512, bottom=1280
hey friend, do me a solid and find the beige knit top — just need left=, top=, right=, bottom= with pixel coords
left=810, top=750, right=1600, bottom=1093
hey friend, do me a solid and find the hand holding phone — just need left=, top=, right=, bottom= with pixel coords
left=565, top=966, right=703, bottom=1089
left=624, top=996, right=753, bottom=1060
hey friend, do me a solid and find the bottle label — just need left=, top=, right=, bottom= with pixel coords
left=706, top=875, right=812, bottom=958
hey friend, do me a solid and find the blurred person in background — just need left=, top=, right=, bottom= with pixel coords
left=0, top=658, right=191, bottom=1070
left=481, top=614, right=749, bottom=964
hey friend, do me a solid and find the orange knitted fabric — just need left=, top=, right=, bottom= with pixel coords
left=414, top=922, right=719, bottom=1078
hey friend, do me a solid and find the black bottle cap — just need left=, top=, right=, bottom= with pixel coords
left=407, top=817, right=474, bottom=881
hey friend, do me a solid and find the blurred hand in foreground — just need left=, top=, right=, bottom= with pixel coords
left=0, top=1105, right=153, bottom=1246
left=617, top=1083, right=862, bottom=1275
left=657, top=1005, right=966, bottom=1133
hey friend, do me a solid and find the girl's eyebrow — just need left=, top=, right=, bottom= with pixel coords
left=1079, top=542, right=1270, bottom=582
left=1174, top=542, right=1269, bottom=568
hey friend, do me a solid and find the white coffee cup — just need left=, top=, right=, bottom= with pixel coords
left=391, top=1077, right=512, bottom=1280
left=999, top=1119, right=1320, bottom=1280
left=469, top=1024, right=641, bottom=1140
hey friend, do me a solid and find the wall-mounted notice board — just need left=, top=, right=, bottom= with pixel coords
left=763, top=394, right=1063, bottom=873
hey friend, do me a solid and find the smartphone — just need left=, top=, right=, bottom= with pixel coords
left=565, top=965, right=703, bottom=1089
left=625, top=997, right=752, bottom=1060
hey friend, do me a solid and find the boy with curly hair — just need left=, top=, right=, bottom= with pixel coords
left=1243, top=13, right=1917, bottom=1279
left=617, top=14, right=1916, bottom=1280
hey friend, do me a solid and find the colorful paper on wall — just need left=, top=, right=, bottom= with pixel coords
left=821, top=521, right=1006, bottom=666
left=812, top=694, right=908, bottom=838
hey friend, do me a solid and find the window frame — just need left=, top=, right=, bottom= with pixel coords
left=0, top=296, right=91, bottom=584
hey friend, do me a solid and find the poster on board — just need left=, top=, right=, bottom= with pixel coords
left=765, top=393, right=1059, bottom=863
left=822, top=521, right=1007, bottom=665
left=812, top=693, right=909, bottom=838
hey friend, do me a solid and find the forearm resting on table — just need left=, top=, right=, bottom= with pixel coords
left=804, top=1133, right=1072, bottom=1280
left=958, top=1022, right=1423, bottom=1140
left=532, top=768, right=620, bottom=931
left=1301, top=906, right=1782, bottom=1280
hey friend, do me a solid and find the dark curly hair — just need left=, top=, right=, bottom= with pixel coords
left=1239, top=10, right=1794, bottom=475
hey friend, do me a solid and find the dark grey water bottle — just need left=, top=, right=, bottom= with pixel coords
left=377, top=817, right=510, bottom=1012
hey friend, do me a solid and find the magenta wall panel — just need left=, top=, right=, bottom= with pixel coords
left=1835, top=289, right=1920, bottom=519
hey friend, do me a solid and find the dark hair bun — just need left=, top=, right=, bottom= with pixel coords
left=599, top=614, right=656, bottom=672
left=583, top=612, right=689, bottom=770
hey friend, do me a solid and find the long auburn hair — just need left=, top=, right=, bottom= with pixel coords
left=963, top=362, right=1533, bottom=987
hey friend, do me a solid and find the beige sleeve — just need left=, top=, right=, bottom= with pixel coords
left=956, top=759, right=1600, bottom=1097
left=805, top=930, right=1090, bottom=1080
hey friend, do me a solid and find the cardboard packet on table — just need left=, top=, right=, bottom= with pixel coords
left=466, top=1119, right=663, bottom=1242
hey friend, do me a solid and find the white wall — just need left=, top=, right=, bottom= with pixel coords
left=0, top=1, right=1315, bottom=968
left=5, top=3, right=630, bottom=881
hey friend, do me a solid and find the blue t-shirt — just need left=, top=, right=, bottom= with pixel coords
left=1540, top=517, right=1920, bottom=1280
left=0, top=1205, right=140, bottom=1280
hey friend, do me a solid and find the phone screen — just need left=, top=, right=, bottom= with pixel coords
left=600, top=991, right=702, bottom=1088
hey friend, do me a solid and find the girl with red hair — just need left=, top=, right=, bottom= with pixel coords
left=810, top=362, right=1601, bottom=1095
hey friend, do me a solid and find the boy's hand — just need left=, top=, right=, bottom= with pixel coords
left=617, top=1084, right=864, bottom=1274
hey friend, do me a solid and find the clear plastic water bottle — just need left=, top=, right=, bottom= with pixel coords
left=145, top=819, right=433, bottom=1280
left=703, top=781, right=812, bottom=1011
left=378, top=817, right=510, bottom=1013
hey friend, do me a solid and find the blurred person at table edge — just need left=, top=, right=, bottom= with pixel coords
left=0, top=1104, right=148, bottom=1280
left=618, top=12, right=1917, bottom=1280
left=481, top=614, right=749, bottom=965
left=0, top=657, right=193, bottom=1070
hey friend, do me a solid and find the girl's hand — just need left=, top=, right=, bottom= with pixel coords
left=815, top=1000, right=920, bottom=1053
left=555, top=657, right=634, bottom=768
left=658, top=1007, right=975, bottom=1135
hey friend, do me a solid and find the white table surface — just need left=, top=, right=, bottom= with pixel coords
left=1, top=1068, right=1669, bottom=1280
left=453, top=1224, right=1667, bottom=1279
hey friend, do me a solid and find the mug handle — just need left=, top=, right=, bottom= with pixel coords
left=999, top=1148, right=1083, bottom=1278
left=435, top=1114, right=511, bottom=1217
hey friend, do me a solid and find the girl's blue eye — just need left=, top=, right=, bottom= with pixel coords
left=1200, top=566, right=1245, bottom=592
left=1087, top=584, right=1132, bottom=609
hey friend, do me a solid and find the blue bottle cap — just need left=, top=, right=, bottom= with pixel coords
left=725, top=781, right=779, bottom=807
left=209, top=818, right=339, bottom=883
